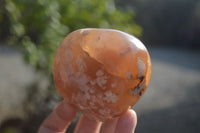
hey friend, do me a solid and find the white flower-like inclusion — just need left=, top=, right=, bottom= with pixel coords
left=103, top=90, right=118, bottom=103
left=137, top=57, right=145, bottom=77
left=89, top=69, right=109, bottom=90
left=75, top=57, right=86, bottom=72
left=125, top=71, right=133, bottom=80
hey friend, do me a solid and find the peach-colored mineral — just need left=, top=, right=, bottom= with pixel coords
left=53, top=28, right=151, bottom=121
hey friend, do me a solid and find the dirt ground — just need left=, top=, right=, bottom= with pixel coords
left=0, top=45, right=200, bottom=132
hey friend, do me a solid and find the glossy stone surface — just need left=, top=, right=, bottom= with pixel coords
left=53, top=28, right=151, bottom=121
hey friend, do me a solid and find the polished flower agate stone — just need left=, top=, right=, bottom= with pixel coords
left=53, top=28, right=151, bottom=121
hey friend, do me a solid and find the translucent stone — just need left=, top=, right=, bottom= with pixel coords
left=53, top=28, right=152, bottom=121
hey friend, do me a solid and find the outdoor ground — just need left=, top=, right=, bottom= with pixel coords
left=0, top=44, right=200, bottom=132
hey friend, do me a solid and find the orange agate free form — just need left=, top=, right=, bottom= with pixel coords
left=53, top=28, right=151, bottom=121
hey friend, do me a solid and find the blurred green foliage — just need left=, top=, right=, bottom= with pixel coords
left=1, top=0, right=141, bottom=77
left=1, top=127, right=15, bottom=133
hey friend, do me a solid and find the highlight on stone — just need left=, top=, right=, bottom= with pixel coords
left=53, top=28, right=152, bottom=121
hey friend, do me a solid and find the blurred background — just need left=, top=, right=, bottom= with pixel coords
left=0, top=0, right=200, bottom=132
